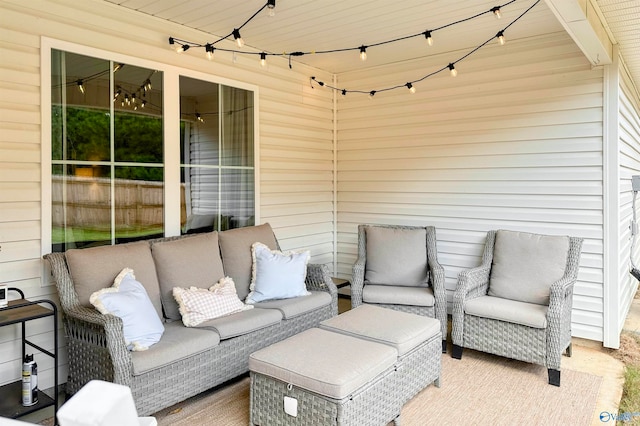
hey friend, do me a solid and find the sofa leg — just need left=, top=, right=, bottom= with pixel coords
left=565, top=343, right=572, bottom=357
left=442, top=340, right=447, bottom=354
left=548, top=369, right=560, bottom=386
left=452, top=344, right=463, bottom=359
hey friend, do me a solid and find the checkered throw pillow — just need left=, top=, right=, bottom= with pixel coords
left=173, top=277, right=252, bottom=327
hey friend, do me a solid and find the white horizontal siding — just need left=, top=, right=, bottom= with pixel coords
left=336, top=33, right=605, bottom=342
left=617, top=61, right=640, bottom=334
left=0, top=0, right=334, bottom=390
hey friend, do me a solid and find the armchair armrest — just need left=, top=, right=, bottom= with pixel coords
left=451, top=263, right=491, bottom=346
left=305, top=263, right=338, bottom=316
left=351, top=255, right=366, bottom=308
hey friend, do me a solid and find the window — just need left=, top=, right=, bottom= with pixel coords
left=47, top=45, right=256, bottom=252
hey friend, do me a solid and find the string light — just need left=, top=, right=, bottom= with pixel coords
left=233, top=29, right=244, bottom=48
left=206, top=44, right=215, bottom=60
left=369, top=90, right=376, bottom=99
left=359, top=46, right=367, bottom=61
left=406, top=82, right=416, bottom=94
left=77, top=80, right=85, bottom=94
left=424, top=30, right=433, bottom=46
left=196, top=112, right=204, bottom=123
left=492, top=6, right=502, bottom=19
left=496, top=31, right=506, bottom=45
left=113, top=63, right=124, bottom=73
left=267, top=0, right=276, bottom=17
left=342, top=89, right=347, bottom=96
left=113, top=87, right=121, bottom=101
left=260, top=52, right=267, bottom=67
left=448, top=63, right=457, bottom=77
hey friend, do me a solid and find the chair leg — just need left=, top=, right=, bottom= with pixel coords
left=565, top=343, right=572, bottom=357
left=442, top=340, right=447, bottom=354
left=548, top=369, right=560, bottom=386
left=452, top=344, right=463, bottom=359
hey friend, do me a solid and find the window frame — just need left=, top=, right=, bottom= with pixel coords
left=41, top=38, right=260, bottom=278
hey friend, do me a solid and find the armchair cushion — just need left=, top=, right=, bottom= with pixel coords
left=464, top=295, right=548, bottom=328
left=488, top=230, right=570, bottom=305
left=364, top=226, right=429, bottom=287
left=363, top=285, right=435, bottom=307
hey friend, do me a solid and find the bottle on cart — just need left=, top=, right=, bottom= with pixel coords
left=22, top=354, right=38, bottom=406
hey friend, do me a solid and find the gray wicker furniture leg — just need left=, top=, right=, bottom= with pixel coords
left=451, top=229, right=583, bottom=386
left=351, top=224, right=448, bottom=353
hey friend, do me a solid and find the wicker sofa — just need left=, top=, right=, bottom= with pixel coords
left=44, top=223, right=338, bottom=415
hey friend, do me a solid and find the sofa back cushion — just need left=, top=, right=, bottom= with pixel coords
left=488, top=230, right=570, bottom=305
left=65, top=241, right=163, bottom=317
left=151, top=232, right=225, bottom=320
left=218, top=223, right=278, bottom=300
left=364, top=226, right=429, bottom=287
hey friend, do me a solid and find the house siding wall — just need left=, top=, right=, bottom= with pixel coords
left=0, top=0, right=335, bottom=390
left=618, top=61, right=640, bottom=333
left=335, top=33, right=606, bottom=342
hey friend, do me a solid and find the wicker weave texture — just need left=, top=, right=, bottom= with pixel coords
left=351, top=224, right=448, bottom=344
left=250, top=367, right=402, bottom=426
left=43, top=233, right=339, bottom=416
left=451, top=231, right=583, bottom=374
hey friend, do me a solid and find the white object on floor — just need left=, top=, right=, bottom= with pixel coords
left=57, top=380, right=157, bottom=426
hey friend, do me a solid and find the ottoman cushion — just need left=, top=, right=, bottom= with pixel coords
left=320, top=305, right=440, bottom=356
left=249, top=328, right=397, bottom=400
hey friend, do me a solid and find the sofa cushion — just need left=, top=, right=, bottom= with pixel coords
left=195, top=307, right=282, bottom=339
left=218, top=224, right=278, bottom=300
left=65, top=241, right=163, bottom=317
left=488, top=230, right=570, bottom=305
left=362, top=285, right=435, bottom=307
left=253, top=291, right=332, bottom=319
left=464, top=296, right=549, bottom=328
left=151, top=232, right=225, bottom=320
left=320, top=304, right=441, bottom=356
left=131, top=321, right=220, bottom=375
left=90, top=268, right=164, bottom=351
left=364, top=226, right=429, bottom=287
left=245, top=242, right=311, bottom=304
left=173, top=277, right=253, bottom=327
left=249, top=328, right=397, bottom=400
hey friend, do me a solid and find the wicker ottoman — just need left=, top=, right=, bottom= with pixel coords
left=319, top=304, right=442, bottom=404
left=249, top=328, right=401, bottom=426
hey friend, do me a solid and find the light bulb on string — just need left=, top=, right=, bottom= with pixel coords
left=145, top=80, right=152, bottom=91
left=267, top=0, right=276, bottom=17
left=369, top=90, right=376, bottom=99
left=141, top=100, right=147, bottom=108
left=77, top=80, right=85, bottom=94
left=424, top=30, right=433, bottom=46
left=342, top=89, right=347, bottom=96
left=205, top=44, right=215, bottom=60
left=131, top=93, right=136, bottom=104
left=125, top=94, right=130, bottom=105
left=233, top=29, right=244, bottom=48
left=176, top=44, right=189, bottom=54
left=448, top=63, right=457, bottom=77
left=113, top=87, right=121, bottom=101
left=260, top=52, right=267, bottom=67
left=406, top=82, right=416, bottom=94
left=359, top=46, right=367, bottom=61
left=491, top=6, right=502, bottom=19
left=196, top=112, right=204, bottom=123
left=496, top=31, right=506, bottom=45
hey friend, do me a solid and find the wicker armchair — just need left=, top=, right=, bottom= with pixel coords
left=351, top=224, right=448, bottom=352
left=451, top=229, right=583, bottom=386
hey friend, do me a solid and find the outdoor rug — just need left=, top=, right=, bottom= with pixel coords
left=152, top=348, right=603, bottom=426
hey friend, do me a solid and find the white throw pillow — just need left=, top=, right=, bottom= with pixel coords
left=245, top=242, right=311, bottom=304
left=90, top=268, right=164, bottom=351
left=173, top=277, right=252, bottom=327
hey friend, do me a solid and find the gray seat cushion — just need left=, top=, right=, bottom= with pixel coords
left=488, top=230, right=570, bottom=305
left=362, top=285, right=435, bottom=307
left=249, top=328, right=397, bottom=400
left=253, top=291, right=332, bottom=319
left=464, top=295, right=549, bottom=329
left=151, top=232, right=225, bottom=320
left=320, top=305, right=440, bottom=356
left=131, top=321, right=220, bottom=375
left=364, top=226, right=429, bottom=287
left=218, top=223, right=278, bottom=300
left=196, top=307, right=282, bottom=339
left=65, top=241, right=163, bottom=318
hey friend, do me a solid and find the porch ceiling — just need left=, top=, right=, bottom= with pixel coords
left=103, top=0, right=639, bottom=86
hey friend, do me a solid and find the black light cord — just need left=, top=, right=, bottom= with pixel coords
left=312, top=0, right=541, bottom=96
